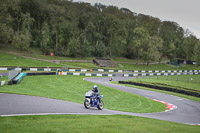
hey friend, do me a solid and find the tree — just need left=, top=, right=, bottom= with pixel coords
left=57, top=18, right=73, bottom=52
left=0, top=1, right=13, bottom=46
left=133, top=27, right=150, bottom=63
left=80, top=39, right=93, bottom=57
left=167, top=42, right=176, bottom=61
left=193, top=42, right=200, bottom=66
left=112, top=25, right=127, bottom=57
left=41, top=22, right=50, bottom=53
left=47, top=4, right=65, bottom=50
left=137, top=14, right=161, bottom=36
left=66, top=37, right=80, bottom=57
left=159, top=21, right=180, bottom=57
left=13, top=12, right=34, bottom=51
left=94, top=3, right=106, bottom=12
left=144, top=36, right=163, bottom=65
left=125, top=19, right=137, bottom=58
left=155, top=36, right=164, bottom=63
left=103, top=14, right=120, bottom=57
left=1, top=0, right=199, bottom=61
left=95, top=41, right=105, bottom=57
left=182, top=35, right=199, bottom=60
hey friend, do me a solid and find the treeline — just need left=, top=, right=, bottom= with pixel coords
left=0, top=0, right=200, bottom=65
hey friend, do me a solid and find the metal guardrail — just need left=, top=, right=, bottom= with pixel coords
left=123, top=72, right=200, bottom=77
left=1, top=67, right=200, bottom=78
left=57, top=72, right=116, bottom=77
left=1, top=67, right=200, bottom=73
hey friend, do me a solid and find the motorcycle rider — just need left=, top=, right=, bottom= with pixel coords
left=92, top=85, right=99, bottom=95
left=91, top=85, right=100, bottom=102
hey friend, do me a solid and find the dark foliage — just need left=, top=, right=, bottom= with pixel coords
left=0, top=0, right=199, bottom=64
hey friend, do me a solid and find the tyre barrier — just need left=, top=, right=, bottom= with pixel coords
left=57, top=72, right=116, bottom=77
left=27, top=72, right=56, bottom=76
left=0, top=80, right=5, bottom=87
left=119, top=81, right=200, bottom=98
left=1, top=67, right=199, bottom=73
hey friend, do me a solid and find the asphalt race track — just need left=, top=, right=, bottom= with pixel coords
left=0, top=76, right=200, bottom=125
left=85, top=77, right=200, bottom=125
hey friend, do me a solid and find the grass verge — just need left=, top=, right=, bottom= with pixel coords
left=113, top=75, right=200, bottom=102
left=126, top=75, right=200, bottom=91
left=1, top=50, right=200, bottom=70
left=61, top=62, right=100, bottom=69
left=0, top=75, right=166, bottom=113
left=0, top=115, right=199, bottom=133
left=62, top=62, right=200, bottom=70
left=120, top=63, right=200, bottom=70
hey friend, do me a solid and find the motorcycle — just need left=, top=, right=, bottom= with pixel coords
left=84, top=90, right=104, bottom=110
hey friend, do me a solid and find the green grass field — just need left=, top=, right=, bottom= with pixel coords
left=127, top=75, right=200, bottom=91
left=61, top=61, right=200, bottom=70
left=0, top=47, right=93, bottom=61
left=112, top=57, right=169, bottom=63
left=114, top=75, right=200, bottom=102
left=1, top=50, right=200, bottom=70
left=2, top=75, right=199, bottom=132
left=119, top=63, right=200, bottom=70
left=1, top=48, right=200, bottom=132
left=61, top=62, right=100, bottom=69
left=61, top=62, right=122, bottom=70
left=0, top=75, right=166, bottom=113
left=0, top=75, right=7, bottom=81
left=1, top=115, right=199, bottom=133
left=0, top=52, right=64, bottom=67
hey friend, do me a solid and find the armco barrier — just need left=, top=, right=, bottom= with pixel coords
left=123, top=72, right=200, bottom=77
left=1, top=67, right=200, bottom=73
left=119, top=81, right=200, bottom=98
left=57, top=72, right=116, bottom=77
left=0, top=80, right=5, bottom=87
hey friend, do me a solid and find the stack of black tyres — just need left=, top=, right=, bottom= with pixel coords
left=27, top=72, right=56, bottom=76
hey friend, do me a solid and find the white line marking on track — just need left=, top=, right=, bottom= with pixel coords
left=0, top=113, right=114, bottom=117
left=185, top=123, right=200, bottom=126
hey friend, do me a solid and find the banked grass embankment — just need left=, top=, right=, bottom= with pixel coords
left=0, top=52, right=63, bottom=67
left=1, top=51, right=200, bottom=70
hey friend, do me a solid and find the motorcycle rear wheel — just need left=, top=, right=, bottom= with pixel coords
left=84, top=99, right=91, bottom=109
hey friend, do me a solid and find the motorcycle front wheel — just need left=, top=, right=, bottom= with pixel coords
left=98, top=100, right=104, bottom=110
left=84, top=99, right=91, bottom=109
